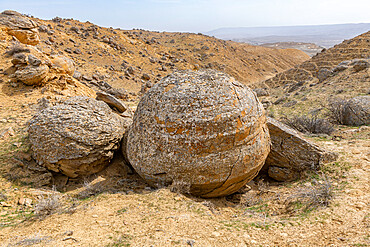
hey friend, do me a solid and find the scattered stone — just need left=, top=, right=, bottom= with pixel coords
left=253, top=88, right=270, bottom=97
left=332, top=64, right=348, bottom=73
left=0, top=127, right=15, bottom=139
left=351, top=59, right=369, bottom=72
left=282, top=100, right=297, bottom=107
left=38, top=25, right=48, bottom=32
left=70, top=26, right=80, bottom=34
left=72, top=71, right=82, bottom=80
left=102, top=37, right=110, bottom=43
left=273, top=96, right=287, bottom=105
left=126, top=70, right=270, bottom=197
left=28, top=96, right=128, bottom=178
left=18, top=198, right=32, bottom=206
left=50, top=55, right=75, bottom=75
left=64, top=48, right=72, bottom=54
left=74, top=48, right=82, bottom=54
left=11, top=53, right=27, bottom=65
left=0, top=10, right=40, bottom=45
left=82, top=75, right=92, bottom=81
left=28, top=54, right=42, bottom=66
left=142, top=73, right=150, bottom=81
left=317, top=68, right=332, bottom=82
left=96, top=91, right=129, bottom=113
left=263, top=117, right=338, bottom=181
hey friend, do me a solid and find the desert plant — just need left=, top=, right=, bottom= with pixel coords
left=34, top=189, right=61, bottom=217
left=5, top=44, right=30, bottom=56
left=169, top=180, right=191, bottom=194
left=286, top=175, right=333, bottom=213
left=106, top=234, right=132, bottom=247
left=326, top=98, right=348, bottom=125
left=282, top=114, right=335, bottom=135
left=13, top=234, right=51, bottom=246
left=76, top=180, right=104, bottom=200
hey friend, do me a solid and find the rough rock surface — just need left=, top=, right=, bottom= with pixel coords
left=343, top=96, right=370, bottom=126
left=14, top=64, right=49, bottom=85
left=96, top=91, right=128, bottom=113
left=49, top=55, right=75, bottom=75
left=264, top=117, right=338, bottom=181
left=0, top=10, right=40, bottom=45
left=28, top=96, right=128, bottom=178
left=126, top=70, right=270, bottom=197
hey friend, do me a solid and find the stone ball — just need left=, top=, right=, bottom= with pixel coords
left=28, top=96, right=128, bottom=178
left=49, top=55, right=75, bottom=75
left=126, top=70, right=270, bottom=197
left=15, top=64, right=49, bottom=85
left=343, top=96, right=370, bottom=126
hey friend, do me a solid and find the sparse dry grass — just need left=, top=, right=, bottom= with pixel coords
left=169, top=179, right=191, bottom=194
left=286, top=174, right=333, bottom=214
left=326, top=98, right=348, bottom=125
left=11, top=234, right=51, bottom=246
left=33, top=189, right=61, bottom=218
left=76, top=180, right=105, bottom=200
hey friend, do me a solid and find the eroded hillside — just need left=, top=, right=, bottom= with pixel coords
left=33, top=16, right=308, bottom=94
left=0, top=11, right=369, bottom=247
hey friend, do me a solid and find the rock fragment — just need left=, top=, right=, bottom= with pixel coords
left=264, top=117, right=338, bottom=181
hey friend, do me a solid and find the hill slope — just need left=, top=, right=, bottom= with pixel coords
left=256, top=31, right=370, bottom=119
left=261, top=31, right=370, bottom=88
left=32, top=16, right=308, bottom=94
left=206, top=23, right=370, bottom=48
left=0, top=11, right=368, bottom=247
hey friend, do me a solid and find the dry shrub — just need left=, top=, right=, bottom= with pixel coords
left=76, top=180, right=104, bottom=200
left=326, top=98, right=347, bottom=125
left=169, top=180, right=191, bottom=194
left=286, top=175, right=333, bottom=213
left=282, top=114, right=335, bottom=135
left=12, top=234, right=51, bottom=246
left=34, top=190, right=61, bottom=218
left=5, top=44, right=30, bottom=56
left=241, top=193, right=263, bottom=207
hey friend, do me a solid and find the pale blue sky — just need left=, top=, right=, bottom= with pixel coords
left=0, top=0, right=369, bottom=32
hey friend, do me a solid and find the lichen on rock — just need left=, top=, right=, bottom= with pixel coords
left=28, top=96, right=129, bottom=178
left=126, top=70, right=270, bottom=197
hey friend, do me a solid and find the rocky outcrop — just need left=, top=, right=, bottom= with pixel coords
left=0, top=10, right=40, bottom=45
left=126, top=70, right=270, bottom=198
left=264, top=117, right=338, bottom=181
left=28, top=96, right=129, bottom=178
left=343, top=96, right=370, bottom=126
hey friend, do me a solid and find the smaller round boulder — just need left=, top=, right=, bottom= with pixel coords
left=343, top=96, right=370, bottom=126
left=49, top=55, right=75, bottom=75
left=15, top=64, right=49, bottom=85
left=28, top=96, right=128, bottom=177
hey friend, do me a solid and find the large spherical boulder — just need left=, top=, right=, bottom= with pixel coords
left=126, top=70, right=270, bottom=197
left=28, top=96, right=128, bottom=178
